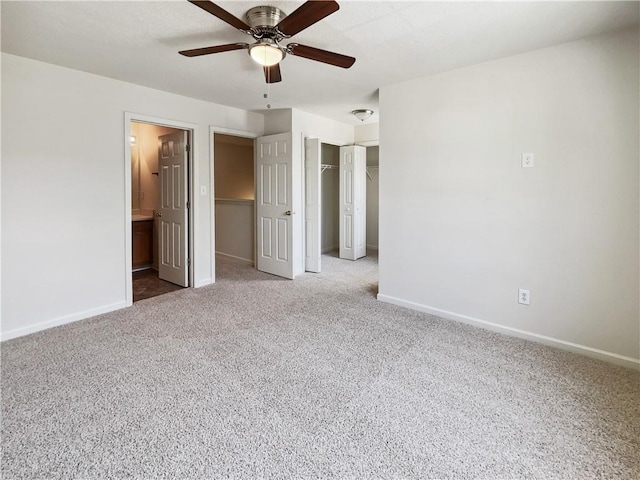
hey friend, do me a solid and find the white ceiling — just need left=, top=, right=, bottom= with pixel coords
left=2, top=1, right=638, bottom=125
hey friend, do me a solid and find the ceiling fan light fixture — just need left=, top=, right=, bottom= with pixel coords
left=181, top=1, right=354, bottom=83
left=249, top=39, right=284, bottom=67
left=352, top=109, right=374, bottom=122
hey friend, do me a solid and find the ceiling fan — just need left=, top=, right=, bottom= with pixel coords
left=179, top=0, right=356, bottom=83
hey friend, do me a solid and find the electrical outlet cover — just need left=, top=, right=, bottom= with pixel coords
left=522, top=153, right=535, bottom=168
left=518, top=288, right=530, bottom=305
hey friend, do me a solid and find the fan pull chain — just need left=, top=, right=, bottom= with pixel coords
left=264, top=78, right=271, bottom=109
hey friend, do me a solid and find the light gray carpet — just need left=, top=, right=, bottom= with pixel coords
left=2, top=252, right=639, bottom=479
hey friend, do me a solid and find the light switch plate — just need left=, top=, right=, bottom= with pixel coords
left=522, top=153, right=535, bottom=168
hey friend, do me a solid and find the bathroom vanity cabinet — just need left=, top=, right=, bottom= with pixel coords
left=132, top=219, right=153, bottom=269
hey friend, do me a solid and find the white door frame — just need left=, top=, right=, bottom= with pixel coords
left=209, top=126, right=260, bottom=283
left=305, top=138, right=322, bottom=273
left=124, top=113, right=197, bottom=306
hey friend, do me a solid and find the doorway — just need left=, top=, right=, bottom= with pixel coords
left=127, top=118, right=193, bottom=303
left=305, top=140, right=370, bottom=272
left=211, top=128, right=259, bottom=281
left=213, top=133, right=256, bottom=271
left=320, top=143, right=340, bottom=254
left=322, top=144, right=379, bottom=257
left=365, top=146, right=379, bottom=253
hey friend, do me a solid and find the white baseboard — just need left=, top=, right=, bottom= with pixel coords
left=0, top=301, right=127, bottom=342
left=322, top=246, right=338, bottom=254
left=194, top=278, right=213, bottom=288
left=377, top=294, right=640, bottom=370
left=215, top=251, right=254, bottom=265
left=132, top=265, right=153, bottom=273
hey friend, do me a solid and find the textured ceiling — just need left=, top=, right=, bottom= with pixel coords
left=2, top=1, right=638, bottom=125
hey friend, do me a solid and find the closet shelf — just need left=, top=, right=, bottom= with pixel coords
left=320, top=163, right=378, bottom=181
left=321, top=164, right=338, bottom=174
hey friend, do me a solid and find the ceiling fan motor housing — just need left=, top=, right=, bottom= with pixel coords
left=246, top=6, right=286, bottom=30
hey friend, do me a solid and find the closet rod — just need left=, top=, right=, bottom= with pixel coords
left=366, top=166, right=380, bottom=181
left=321, top=164, right=339, bottom=174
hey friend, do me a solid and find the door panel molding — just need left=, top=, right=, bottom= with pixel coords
left=256, top=132, right=295, bottom=279
left=159, top=131, right=189, bottom=287
left=339, top=145, right=367, bottom=260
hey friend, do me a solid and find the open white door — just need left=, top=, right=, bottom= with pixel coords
left=256, top=132, right=295, bottom=279
left=158, top=131, right=189, bottom=287
left=305, top=138, right=321, bottom=273
left=339, top=145, right=367, bottom=260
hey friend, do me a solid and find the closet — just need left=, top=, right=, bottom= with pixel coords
left=305, top=139, right=368, bottom=272
left=320, top=144, right=340, bottom=254
left=365, top=146, right=379, bottom=251
left=213, top=133, right=255, bottom=266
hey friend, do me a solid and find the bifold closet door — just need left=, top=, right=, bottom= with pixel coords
left=305, top=138, right=321, bottom=273
left=339, top=145, right=367, bottom=260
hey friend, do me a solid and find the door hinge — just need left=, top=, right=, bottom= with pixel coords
left=187, top=258, right=191, bottom=266
left=186, top=201, right=190, bottom=209
left=186, top=144, right=191, bottom=153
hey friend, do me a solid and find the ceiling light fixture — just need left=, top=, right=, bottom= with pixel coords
left=249, top=39, right=285, bottom=67
left=352, top=109, right=374, bottom=122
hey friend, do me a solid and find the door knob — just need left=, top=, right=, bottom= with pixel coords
left=284, top=210, right=294, bottom=216
left=155, top=212, right=162, bottom=218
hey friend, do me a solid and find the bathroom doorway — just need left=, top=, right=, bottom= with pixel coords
left=129, top=120, right=192, bottom=302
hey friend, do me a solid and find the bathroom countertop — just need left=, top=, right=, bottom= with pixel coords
left=132, top=214, right=153, bottom=221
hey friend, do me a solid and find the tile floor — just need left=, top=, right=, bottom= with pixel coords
left=132, top=269, right=183, bottom=302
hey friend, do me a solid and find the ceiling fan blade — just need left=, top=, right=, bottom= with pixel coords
left=287, top=43, right=355, bottom=68
left=188, top=0, right=251, bottom=31
left=263, top=64, right=282, bottom=83
left=179, top=43, right=248, bottom=57
left=276, top=1, right=339, bottom=37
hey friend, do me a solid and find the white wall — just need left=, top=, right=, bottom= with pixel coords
left=215, top=200, right=254, bottom=263
left=262, top=109, right=292, bottom=136
left=214, top=137, right=254, bottom=200
left=378, top=28, right=640, bottom=367
left=1, top=53, right=263, bottom=340
left=355, top=122, right=379, bottom=147
left=292, top=109, right=354, bottom=147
